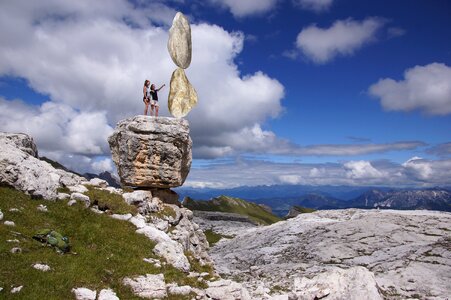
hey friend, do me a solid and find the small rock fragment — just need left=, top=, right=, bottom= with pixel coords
left=72, top=287, right=97, bottom=300
left=58, top=193, right=71, bottom=200
left=37, top=204, right=48, bottom=212
left=70, top=193, right=90, bottom=207
left=87, top=178, right=109, bottom=188
left=0, top=210, right=3, bottom=221
left=168, top=68, right=198, bottom=118
left=111, top=213, right=132, bottom=221
left=67, top=199, right=77, bottom=206
left=122, top=274, right=167, bottom=299
left=10, top=247, right=22, bottom=254
left=167, top=12, right=192, bottom=69
left=11, top=286, right=23, bottom=293
left=167, top=283, right=192, bottom=296
left=4, top=220, right=15, bottom=226
left=32, top=263, right=51, bottom=272
left=9, top=208, right=20, bottom=212
left=68, top=185, right=89, bottom=194
left=98, top=288, right=119, bottom=300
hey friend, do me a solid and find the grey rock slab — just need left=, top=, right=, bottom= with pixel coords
left=210, top=209, right=451, bottom=299
left=168, top=68, right=198, bottom=118
left=108, top=116, right=192, bottom=188
left=122, top=274, right=167, bottom=299
left=205, top=279, right=252, bottom=300
left=167, top=12, right=192, bottom=69
left=0, top=132, right=38, bottom=157
left=70, top=193, right=90, bottom=207
left=123, top=190, right=160, bottom=214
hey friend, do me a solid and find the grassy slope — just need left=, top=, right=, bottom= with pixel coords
left=292, top=205, right=316, bottom=214
left=0, top=186, right=206, bottom=299
left=184, top=195, right=281, bottom=225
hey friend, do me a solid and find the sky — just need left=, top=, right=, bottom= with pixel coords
left=0, top=0, right=450, bottom=188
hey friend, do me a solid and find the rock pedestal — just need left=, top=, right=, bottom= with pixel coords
left=108, top=116, right=192, bottom=188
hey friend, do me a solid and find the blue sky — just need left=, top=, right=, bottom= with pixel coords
left=0, top=0, right=450, bottom=188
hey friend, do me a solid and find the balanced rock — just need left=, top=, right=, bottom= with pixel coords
left=168, top=68, right=198, bottom=118
left=167, top=12, right=192, bottom=69
left=108, top=116, right=192, bottom=188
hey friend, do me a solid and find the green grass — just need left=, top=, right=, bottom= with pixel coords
left=203, top=229, right=234, bottom=246
left=183, top=196, right=281, bottom=225
left=84, top=187, right=137, bottom=215
left=291, top=205, right=316, bottom=214
left=0, top=186, right=203, bottom=299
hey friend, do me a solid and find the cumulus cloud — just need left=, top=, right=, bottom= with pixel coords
left=208, top=0, right=280, bottom=17
left=369, top=63, right=451, bottom=115
left=402, top=157, right=433, bottom=181
left=91, top=158, right=114, bottom=173
left=344, top=160, right=383, bottom=179
left=295, top=17, right=385, bottom=64
left=294, top=0, right=334, bottom=12
left=0, top=0, right=285, bottom=171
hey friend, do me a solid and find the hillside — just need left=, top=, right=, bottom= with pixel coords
left=182, top=196, right=281, bottom=225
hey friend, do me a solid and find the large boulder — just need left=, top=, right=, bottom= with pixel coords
left=108, top=116, right=192, bottom=188
left=0, top=132, right=84, bottom=199
left=167, top=12, right=192, bottom=69
left=168, top=68, right=198, bottom=118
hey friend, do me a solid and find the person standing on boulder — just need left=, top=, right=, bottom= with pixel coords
left=150, top=83, right=165, bottom=117
left=143, top=79, right=152, bottom=116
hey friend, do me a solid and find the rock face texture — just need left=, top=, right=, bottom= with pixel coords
left=167, top=12, right=192, bottom=69
left=210, top=209, right=451, bottom=299
left=0, top=132, right=84, bottom=199
left=168, top=68, right=198, bottom=118
left=108, top=116, right=192, bottom=188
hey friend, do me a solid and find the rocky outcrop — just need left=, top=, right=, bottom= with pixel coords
left=0, top=132, right=84, bottom=199
left=167, top=12, right=192, bottom=69
left=168, top=68, right=198, bottom=118
left=210, top=209, right=451, bottom=299
left=108, top=116, right=192, bottom=188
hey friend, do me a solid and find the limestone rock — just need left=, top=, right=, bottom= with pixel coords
left=11, top=286, right=23, bottom=294
left=98, top=289, right=119, bottom=300
left=72, top=287, right=96, bottom=300
left=123, top=190, right=161, bottom=214
left=108, top=116, right=192, bottom=188
left=111, top=213, right=132, bottom=221
left=69, top=185, right=89, bottom=194
left=37, top=204, right=48, bottom=212
left=86, top=178, right=109, bottom=188
left=294, top=266, right=382, bottom=300
left=122, top=274, right=167, bottom=299
left=206, top=279, right=252, bottom=300
left=4, top=220, right=15, bottom=226
left=167, top=12, right=192, bottom=69
left=0, top=210, right=3, bottom=221
left=32, top=263, right=51, bottom=272
left=167, top=283, right=192, bottom=296
left=70, top=193, right=90, bottom=207
left=0, top=132, right=38, bottom=157
left=0, top=132, right=84, bottom=199
left=168, top=68, right=198, bottom=118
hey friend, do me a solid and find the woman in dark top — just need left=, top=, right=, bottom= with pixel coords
left=150, top=83, right=165, bottom=117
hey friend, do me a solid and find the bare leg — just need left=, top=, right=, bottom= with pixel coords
left=144, top=103, right=149, bottom=115
left=150, top=104, right=155, bottom=116
left=155, top=105, right=159, bottom=117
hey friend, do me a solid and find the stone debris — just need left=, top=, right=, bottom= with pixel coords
left=70, top=193, right=90, bottom=207
left=32, top=263, right=51, bottom=272
left=69, top=185, right=89, bottom=194
left=205, top=279, right=252, bottom=300
left=123, top=190, right=161, bottom=214
left=90, top=207, right=104, bottom=214
left=67, top=199, right=77, bottom=206
left=9, top=208, right=20, bottom=212
left=4, top=220, right=15, bottom=226
left=167, top=283, right=192, bottom=296
left=294, top=266, right=382, bottom=300
left=108, top=116, right=192, bottom=188
left=167, top=12, right=192, bottom=69
left=37, top=204, right=48, bottom=212
left=143, top=257, right=162, bottom=268
left=10, top=247, right=22, bottom=254
left=11, top=285, right=23, bottom=294
left=7, top=239, right=20, bottom=243
left=86, top=178, right=109, bottom=188
left=111, top=213, right=132, bottom=221
left=168, top=68, right=198, bottom=118
left=0, top=209, right=3, bottom=221
left=0, top=132, right=84, bottom=199
left=122, top=274, right=167, bottom=299
left=58, top=192, right=70, bottom=200
left=72, top=287, right=96, bottom=300
left=98, top=288, right=119, bottom=300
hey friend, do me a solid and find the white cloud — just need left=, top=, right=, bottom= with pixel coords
left=369, top=63, right=451, bottom=115
left=279, top=174, right=303, bottom=184
left=344, top=160, right=383, bottom=179
left=402, top=157, right=433, bottom=181
left=91, top=158, right=114, bottom=173
left=294, top=0, right=334, bottom=12
left=209, top=0, right=280, bottom=17
left=0, top=0, right=285, bottom=170
left=295, top=17, right=385, bottom=64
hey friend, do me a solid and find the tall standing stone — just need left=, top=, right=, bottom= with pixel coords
left=168, top=68, right=198, bottom=118
left=107, top=116, right=192, bottom=188
left=167, top=12, right=192, bottom=69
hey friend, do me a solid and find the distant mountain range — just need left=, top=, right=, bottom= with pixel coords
left=177, top=185, right=451, bottom=217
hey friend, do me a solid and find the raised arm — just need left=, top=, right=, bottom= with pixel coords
left=157, top=84, right=166, bottom=91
